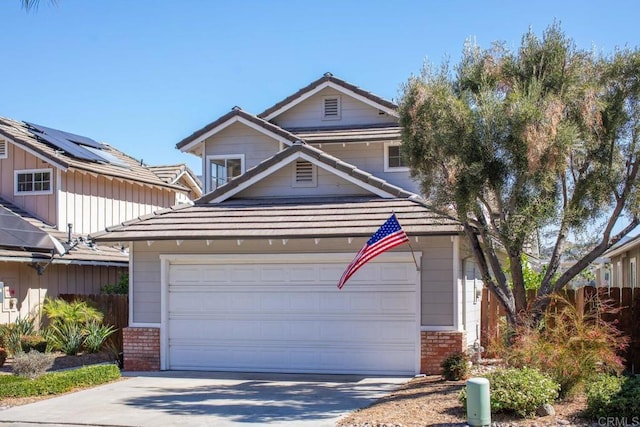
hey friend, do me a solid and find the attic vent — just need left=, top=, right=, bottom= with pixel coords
left=0, top=140, right=6, bottom=159
left=322, top=96, right=341, bottom=120
left=292, top=160, right=317, bottom=188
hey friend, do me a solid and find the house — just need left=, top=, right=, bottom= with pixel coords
left=0, top=117, right=197, bottom=325
left=596, top=234, right=640, bottom=288
left=148, top=164, right=202, bottom=204
left=91, top=73, right=485, bottom=375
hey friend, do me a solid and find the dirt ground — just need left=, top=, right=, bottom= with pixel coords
left=337, top=375, right=592, bottom=427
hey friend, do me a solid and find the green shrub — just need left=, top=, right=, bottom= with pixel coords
left=0, top=317, right=37, bottom=356
left=43, top=298, right=104, bottom=327
left=0, top=365, right=121, bottom=398
left=12, top=350, right=56, bottom=379
left=83, top=322, right=117, bottom=353
left=0, top=347, right=7, bottom=367
left=100, top=273, right=129, bottom=295
left=45, top=322, right=84, bottom=355
left=585, top=374, right=640, bottom=420
left=441, top=351, right=470, bottom=380
left=20, top=335, right=47, bottom=353
left=503, top=294, right=626, bottom=397
left=460, top=367, right=560, bottom=418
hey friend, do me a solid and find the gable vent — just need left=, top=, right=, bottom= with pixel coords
left=292, top=160, right=317, bottom=187
left=323, top=96, right=341, bottom=120
left=0, top=140, right=6, bottom=159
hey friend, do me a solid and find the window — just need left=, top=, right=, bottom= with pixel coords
left=207, top=155, right=244, bottom=190
left=322, top=96, right=341, bottom=120
left=384, top=142, right=409, bottom=172
left=292, top=160, right=317, bottom=187
left=0, top=140, right=7, bottom=159
left=630, top=257, right=637, bottom=289
left=14, top=169, right=53, bottom=195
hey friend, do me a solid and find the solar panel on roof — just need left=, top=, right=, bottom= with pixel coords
left=28, top=128, right=106, bottom=163
left=84, top=146, right=130, bottom=168
left=25, top=122, right=102, bottom=148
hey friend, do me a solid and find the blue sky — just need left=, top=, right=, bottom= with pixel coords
left=1, top=0, right=638, bottom=174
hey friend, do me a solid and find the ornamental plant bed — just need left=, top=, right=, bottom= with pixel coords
left=337, top=375, right=591, bottom=427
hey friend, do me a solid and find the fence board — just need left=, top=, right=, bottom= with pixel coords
left=480, top=286, right=639, bottom=373
left=58, top=294, right=128, bottom=354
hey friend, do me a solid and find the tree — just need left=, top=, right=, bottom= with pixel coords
left=21, top=0, right=57, bottom=11
left=399, top=23, right=640, bottom=326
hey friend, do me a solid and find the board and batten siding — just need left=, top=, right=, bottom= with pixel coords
left=60, top=170, right=176, bottom=234
left=312, top=142, right=421, bottom=194
left=610, top=244, right=640, bottom=288
left=272, top=88, right=397, bottom=129
left=130, top=236, right=456, bottom=327
left=0, top=261, right=125, bottom=325
left=237, top=161, right=371, bottom=198
left=0, top=142, right=57, bottom=225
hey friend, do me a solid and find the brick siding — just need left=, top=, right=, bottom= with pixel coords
left=122, top=327, right=160, bottom=371
left=421, top=331, right=466, bottom=375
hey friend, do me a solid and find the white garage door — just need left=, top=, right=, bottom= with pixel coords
left=165, top=253, right=419, bottom=375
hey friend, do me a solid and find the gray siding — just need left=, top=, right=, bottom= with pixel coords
left=237, top=161, right=371, bottom=198
left=273, top=88, right=397, bottom=129
left=312, top=142, right=421, bottom=194
left=131, top=236, right=456, bottom=326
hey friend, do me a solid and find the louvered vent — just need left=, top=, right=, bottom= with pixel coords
left=293, top=160, right=317, bottom=187
left=0, top=140, right=6, bottom=159
left=323, top=97, right=340, bottom=119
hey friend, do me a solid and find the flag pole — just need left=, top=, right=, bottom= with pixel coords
left=394, top=211, right=420, bottom=271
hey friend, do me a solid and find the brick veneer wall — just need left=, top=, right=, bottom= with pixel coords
left=123, top=327, right=160, bottom=371
left=421, top=331, right=466, bottom=375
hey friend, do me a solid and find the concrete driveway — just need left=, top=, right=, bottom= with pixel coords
left=0, top=371, right=409, bottom=427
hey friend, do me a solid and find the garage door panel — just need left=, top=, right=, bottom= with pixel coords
left=167, top=257, right=418, bottom=374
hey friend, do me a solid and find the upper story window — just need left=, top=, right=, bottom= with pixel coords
left=322, top=96, right=341, bottom=120
left=0, top=140, right=7, bottom=159
left=14, top=168, right=53, bottom=195
left=207, top=155, right=244, bottom=191
left=384, top=142, right=409, bottom=172
left=292, top=160, right=317, bottom=188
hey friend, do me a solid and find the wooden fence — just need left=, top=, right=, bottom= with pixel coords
left=481, top=286, right=640, bottom=373
left=59, top=294, right=128, bottom=354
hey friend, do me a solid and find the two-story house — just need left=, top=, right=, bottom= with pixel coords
left=0, top=117, right=199, bottom=324
left=92, top=73, right=484, bottom=375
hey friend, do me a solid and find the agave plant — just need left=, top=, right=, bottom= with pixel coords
left=83, top=322, right=117, bottom=353
left=45, top=322, right=84, bottom=356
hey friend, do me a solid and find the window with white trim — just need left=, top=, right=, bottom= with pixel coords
left=630, top=257, right=637, bottom=288
left=0, top=140, right=7, bottom=159
left=384, top=142, right=409, bottom=172
left=14, top=169, right=53, bottom=195
left=207, top=155, right=244, bottom=191
left=292, top=160, right=317, bottom=187
left=322, top=96, right=341, bottom=120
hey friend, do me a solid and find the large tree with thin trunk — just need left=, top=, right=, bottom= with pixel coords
left=399, top=23, right=640, bottom=326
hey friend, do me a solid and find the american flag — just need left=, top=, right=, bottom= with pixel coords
left=337, top=213, right=409, bottom=289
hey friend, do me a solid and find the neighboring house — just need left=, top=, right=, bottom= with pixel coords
left=149, top=164, right=202, bottom=204
left=92, top=73, right=484, bottom=375
left=596, top=234, right=640, bottom=288
left=0, top=117, right=195, bottom=324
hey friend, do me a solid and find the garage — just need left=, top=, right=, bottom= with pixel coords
left=163, top=252, right=420, bottom=375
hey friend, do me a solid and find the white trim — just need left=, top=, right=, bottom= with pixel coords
left=263, top=81, right=399, bottom=121
left=384, top=142, right=409, bottom=172
left=171, top=170, right=202, bottom=197
left=56, top=169, right=66, bottom=232
left=420, top=325, right=457, bottom=331
left=14, top=168, right=54, bottom=195
left=128, top=243, right=134, bottom=327
left=129, top=322, right=160, bottom=328
left=205, top=154, right=245, bottom=193
left=414, top=252, right=423, bottom=374
left=207, top=151, right=397, bottom=203
left=630, top=257, right=637, bottom=289
left=617, top=260, right=623, bottom=288
left=452, top=236, right=463, bottom=331
left=178, top=116, right=295, bottom=154
left=159, top=251, right=420, bottom=373
left=0, top=139, right=7, bottom=159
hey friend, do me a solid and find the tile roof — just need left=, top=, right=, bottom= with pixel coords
left=0, top=116, right=183, bottom=191
left=291, top=124, right=401, bottom=144
left=90, top=196, right=461, bottom=242
left=258, top=72, right=398, bottom=119
left=196, top=142, right=416, bottom=204
left=175, top=107, right=303, bottom=151
left=148, top=163, right=202, bottom=197
left=0, top=197, right=127, bottom=266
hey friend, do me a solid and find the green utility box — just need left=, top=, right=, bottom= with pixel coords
left=466, top=377, right=490, bottom=426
